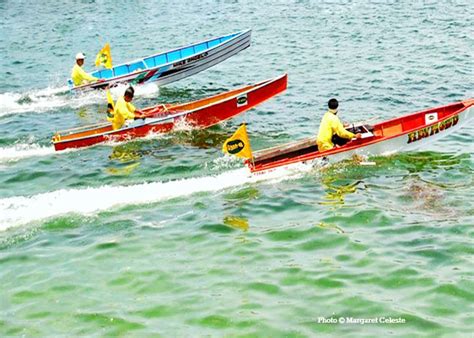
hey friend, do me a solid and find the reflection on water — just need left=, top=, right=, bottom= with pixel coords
left=223, top=215, right=249, bottom=232
left=171, top=128, right=229, bottom=149
left=401, top=151, right=466, bottom=173
left=106, top=143, right=142, bottom=176
left=319, top=173, right=361, bottom=206
left=317, top=221, right=345, bottom=234
left=318, top=155, right=374, bottom=205
left=76, top=107, right=88, bottom=118
left=103, top=128, right=232, bottom=176
left=320, top=181, right=359, bottom=205
left=108, top=143, right=143, bottom=163
left=224, top=186, right=259, bottom=202
left=105, top=162, right=140, bottom=176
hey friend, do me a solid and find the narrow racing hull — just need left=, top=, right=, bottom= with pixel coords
left=248, top=99, right=474, bottom=174
left=71, top=30, right=251, bottom=91
left=54, top=74, right=288, bottom=151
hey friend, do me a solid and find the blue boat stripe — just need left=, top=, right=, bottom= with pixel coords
left=144, top=35, right=250, bottom=85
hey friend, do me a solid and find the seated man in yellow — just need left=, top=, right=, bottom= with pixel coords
left=71, top=52, right=99, bottom=86
left=111, top=86, right=144, bottom=130
left=316, top=98, right=361, bottom=152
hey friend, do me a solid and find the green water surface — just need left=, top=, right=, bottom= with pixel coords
left=1, top=1, right=473, bottom=336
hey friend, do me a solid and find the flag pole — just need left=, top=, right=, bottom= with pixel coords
left=242, top=115, right=255, bottom=167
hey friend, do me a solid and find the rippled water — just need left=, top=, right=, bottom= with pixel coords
left=1, top=1, right=473, bottom=336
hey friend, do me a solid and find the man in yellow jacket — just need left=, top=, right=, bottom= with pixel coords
left=111, top=86, right=144, bottom=130
left=317, top=98, right=361, bottom=152
left=71, top=52, right=99, bottom=86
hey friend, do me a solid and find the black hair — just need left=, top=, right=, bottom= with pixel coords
left=124, top=86, right=135, bottom=98
left=328, top=98, right=339, bottom=110
left=107, top=103, right=113, bottom=109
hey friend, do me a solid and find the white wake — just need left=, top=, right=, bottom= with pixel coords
left=0, top=143, right=56, bottom=163
left=0, top=83, right=160, bottom=117
left=0, top=162, right=315, bottom=231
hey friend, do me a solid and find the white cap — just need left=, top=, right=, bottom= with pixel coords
left=75, top=52, right=85, bottom=60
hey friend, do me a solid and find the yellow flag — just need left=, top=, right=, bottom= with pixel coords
left=222, top=123, right=253, bottom=159
left=95, top=43, right=113, bottom=69
left=106, top=89, right=115, bottom=122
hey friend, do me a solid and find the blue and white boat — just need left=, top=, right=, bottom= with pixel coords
left=69, top=29, right=251, bottom=90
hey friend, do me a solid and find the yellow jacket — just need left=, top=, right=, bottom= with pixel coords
left=111, top=96, right=136, bottom=130
left=316, top=109, right=355, bottom=152
left=71, top=64, right=98, bottom=86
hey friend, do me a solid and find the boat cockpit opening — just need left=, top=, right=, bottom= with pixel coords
left=252, top=124, right=375, bottom=167
left=346, top=123, right=375, bottom=135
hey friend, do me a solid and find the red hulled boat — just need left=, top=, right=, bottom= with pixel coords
left=247, top=99, right=474, bottom=174
left=53, top=74, right=287, bottom=151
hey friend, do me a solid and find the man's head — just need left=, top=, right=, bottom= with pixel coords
left=124, top=86, right=135, bottom=102
left=328, top=98, right=339, bottom=111
left=75, top=52, right=85, bottom=66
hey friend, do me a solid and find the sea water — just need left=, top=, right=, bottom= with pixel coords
left=0, top=1, right=473, bottom=336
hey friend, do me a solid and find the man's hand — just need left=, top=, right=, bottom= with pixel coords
left=134, top=110, right=145, bottom=120
left=354, top=133, right=362, bottom=139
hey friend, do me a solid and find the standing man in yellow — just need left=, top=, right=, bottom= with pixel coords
left=71, top=52, right=99, bottom=86
left=316, top=98, right=361, bottom=152
left=111, top=86, right=144, bottom=130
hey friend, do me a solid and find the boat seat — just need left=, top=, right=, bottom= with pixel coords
left=154, top=54, right=167, bottom=66
left=253, top=138, right=318, bottom=164
left=168, top=50, right=181, bottom=62
left=114, top=65, right=129, bottom=76
left=346, top=123, right=374, bottom=134
left=194, top=42, right=207, bottom=53
left=144, top=57, right=155, bottom=68
left=99, top=69, right=113, bottom=79
left=181, top=47, right=194, bottom=58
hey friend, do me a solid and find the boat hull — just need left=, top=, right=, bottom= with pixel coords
left=71, top=30, right=251, bottom=91
left=249, top=99, right=474, bottom=173
left=54, top=74, right=288, bottom=151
